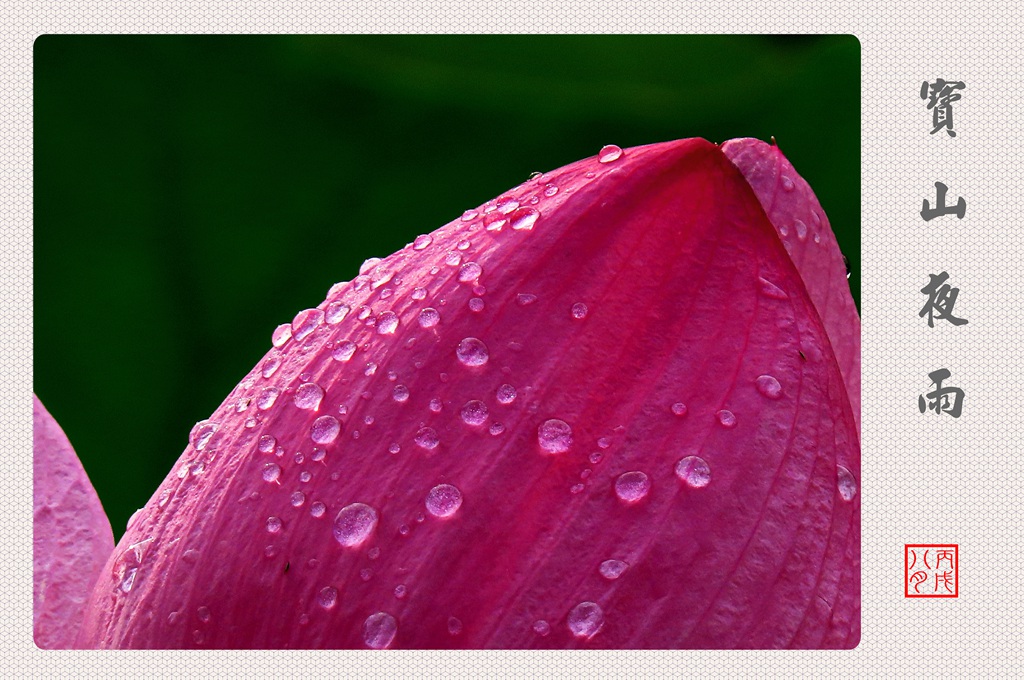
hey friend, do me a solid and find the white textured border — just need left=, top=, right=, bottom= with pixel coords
left=7, top=2, right=1023, bottom=677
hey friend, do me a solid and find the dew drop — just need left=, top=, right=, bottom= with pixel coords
left=460, top=400, right=488, bottom=426
left=310, top=415, right=341, bottom=444
left=599, top=559, right=628, bottom=580
left=496, top=384, right=517, bottom=404
left=716, top=410, right=737, bottom=428
left=332, top=341, right=357, bottom=362
left=544, top=183, right=558, bottom=197
left=190, top=421, right=217, bottom=451
left=458, top=262, right=482, bottom=283
left=261, top=352, right=282, bottom=378
left=837, top=465, right=858, bottom=501
left=290, top=491, right=306, bottom=507
left=468, top=297, right=485, bottom=312
left=272, top=324, right=292, bottom=348
left=597, top=437, right=611, bottom=449
left=197, top=606, right=211, bottom=623
left=759, top=277, right=789, bottom=300
left=516, top=292, right=538, bottom=306
left=362, top=612, right=397, bottom=649
left=357, top=305, right=373, bottom=320
left=537, top=419, right=572, bottom=454
left=411, top=287, right=427, bottom=301
left=418, top=307, right=440, bottom=329
left=325, top=301, right=351, bottom=324
left=429, top=398, right=443, bottom=413
left=457, top=239, right=471, bottom=251
left=333, top=502, right=378, bottom=547
left=294, top=383, right=324, bottom=411
left=266, top=516, right=282, bottom=534
left=461, top=209, right=478, bottom=221
left=571, top=302, right=589, bottom=319
left=489, top=422, right=505, bottom=436
left=310, top=501, right=326, bottom=518
left=394, top=584, right=408, bottom=599
left=445, top=251, right=462, bottom=267
left=360, top=258, right=381, bottom=274
left=509, top=206, right=539, bottom=231
left=755, top=375, right=783, bottom=399
left=414, top=426, right=440, bottom=450
left=426, top=483, right=463, bottom=518
left=447, top=616, right=463, bottom=636
left=781, top=175, right=795, bottom=191
left=567, top=601, right=604, bottom=639
left=292, top=308, right=324, bottom=341
left=456, top=337, right=489, bottom=367
left=779, top=223, right=790, bottom=237
left=497, top=196, right=520, bottom=214
left=376, top=311, right=399, bottom=335
left=413, top=234, right=433, bottom=250
left=392, top=385, right=410, bottom=403
left=299, top=471, right=312, bottom=483
left=670, top=402, right=688, bottom=417
left=533, top=620, right=551, bottom=636
left=318, top=586, right=338, bottom=609
left=794, top=218, right=808, bottom=241
left=262, top=463, right=281, bottom=483
left=675, top=456, right=711, bottom=488
left=813, top=232, right=821, bottom=244
left=614, top=471, right=650, bottom=503
left=598, top=144, right=622, bottom=163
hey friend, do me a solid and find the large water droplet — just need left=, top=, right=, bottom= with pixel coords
left=468, top=297, right=485, bottom=312
left=392, top=384, right=410, bottom=403
left=262, top=352, right=282, bottom=378
left=571, top=302, right=589, bottom=319
left=325, top=301, right=350, bottom=324
left=291, top=308, right=324, bottom=341
left=533, top=619, right=551, bottom=636
left=614, top=471, right=650, bottom=503
left=414, top=426, right=440, bottom=450
left=544, top=183, right=558, bottom=197
left=598, top=144, right=623, bottom=163
left=310, top=415, right=341, bottom=444
left=425, top=483, right=463, bottom=518
left=310, top=501, right=326, bottom=518
left=755, top=375, right=783, bottom=399
left=458, top=262, right=482, bottom=283
left=460, top=399, right=488, bottom=426
left=294, top=383, right=325, bottom=411
left=266, top=516, right=282, bottom=534
left=333, top=502, right=378, bottom=547
left=599, top=559, right=628, bottom=580
left=837, top=465, right=858, bottom=501
left=262, top=463, right=281, bottom=484
left=190, top=420, right=217, bottom=451
left=413, top=234, right=433, bottom=250
left=716, top=410, right=737, bottom=428
left=496, top=384, right=517, bottom=404
left=567, top=601, right=604, bottom=639
left=509, top=206, right=539, bottom=231
left=670, top=402, right=688, bottom=417
left=758, top=277, right=789, bottom=300
left=794, top=218, right=808, bottom=241
left=675, top=456, right=711, bottom=488
left=332, top=340, right=357, bottom=362
left=272, top=324, right=292, bottom=348
left=456, top=337, right=489, bottom=367
left=258, top=434, right=276, bottom=454
left=418, top=307, right=440, bottom=329
left=537, top=419, right=572, bottom=454
left=781, top=175, right=795, bottom=192
left=110, top=538, right=153, bottom=593
left=362, top=612, right=397, bottom=649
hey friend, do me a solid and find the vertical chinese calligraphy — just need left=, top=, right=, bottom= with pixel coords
left=918, top=368, right=965, bottom=418
left=920, top=271, right=967, bottom=327
left=921, top=181, right=966, bottom=221
left=921, top=79, right=965, bottom=137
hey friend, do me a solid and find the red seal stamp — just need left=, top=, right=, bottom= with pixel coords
left=905, top=544, right=958, bottom=597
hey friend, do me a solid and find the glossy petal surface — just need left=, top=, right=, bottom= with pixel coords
left=77, top=138, right=859, bottom=649
left=33, top=395, right=115, bottom=649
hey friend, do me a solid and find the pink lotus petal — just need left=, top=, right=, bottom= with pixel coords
left=722, top=138, right=861, bottom=434
left=33, top=394, right=115, bottom=649
left=77, top=138, right=858, bottom=649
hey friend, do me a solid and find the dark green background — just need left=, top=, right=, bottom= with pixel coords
left=34, top=35, right=860, bottom=540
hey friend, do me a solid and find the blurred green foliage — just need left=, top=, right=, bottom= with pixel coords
left=34, top=35, right=859, bottom=540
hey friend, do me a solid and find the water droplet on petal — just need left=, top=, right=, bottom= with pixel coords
left=533, top=620, right=551, bottom=636
left=759, top=277, right=789, bottom=300
left=599, top=559, right=628, bottom=580
left=509, top=206, right=539, bottom=231
left=468, top=297, right=485, bottom=312
left=411, top=287, right=427, bottom=301
left=332, top=341, right=357, bottom=362
left=598, top=144, right=622, bottom=163
left=837, top=465, right=858, bottom=501
left=326, top=301, right=351, bottom=324
left=291, top=308, right=324, bottom=341
left=716, top=410, right=737, bottom=428
left=290, top=491, right=305, bottom=507
left=426, top=484, right=463, bottom=518
left=272, top=324, right=292, bottom=348
left=429, top=398, right=443, bottom=413
left=675, top=456, right=711, bottom=488
left=456, top=337, right=489, bottom=367
left=333, top=502, right=378, bottom=547
left=458, top=262, right=482, bottom=283
left=571, top=302, right=588, bottom=319
left=489, top=422, right=505, bottom=436
left=258, top=434, right=276, bottom=454
left=413, top=234, right=433, bottom=250
left=496, top=384, right=517, bottom=404
left=266, top=516, right=282, bottom=534
left=614, top=471, right=650, bottom=503
left=310, top=415, right=341, bottom=444
left=462, top=209, right=478, bottom=221
left=392, top=385, right=410, bottom=403
left=416, top=307, right=441, bottom=329
left=414, top=426, right=440, bottom=450
left=318, top=586, right=338, bottom=609
left=376, top=311, right=399, bottom=335
left=190, top=421, right=217, bottom=451
left=394, top=584, right=408, bottom=598
left=516, top=293, right=538, bottom=306
left=447, top=616, right=463, bottom=635
left=310, top=501, right=326, bottom=518
left=460, top=400, right=488, bottom=426
left=262, top=463, right=281, bottom=483
left=294, top=383, right=324, bottom=411
left=794, top=218, right=808, bottom=241
left=567, top=601, right=604, bottom=639
left=755, top=375, right=783, bottom=399
left=537, top=419, right=572, bottom=454
left=544, top=183, right=558, bottom=197
left=261, top=352, right=282, bottom=378
left=781, top=175, right=795, bottom=192
left=362, top=612, right=397, bottom=649
left=670, top=402, right=688, bottom=417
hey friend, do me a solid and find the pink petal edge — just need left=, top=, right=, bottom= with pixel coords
left=33, top=394, right=115, bottom=649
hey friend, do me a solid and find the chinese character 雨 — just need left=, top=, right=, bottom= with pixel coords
left=920, top=271, right=968, bottom=327
left=921, top=182, right=966, bottom=221
left=918, top=368, right=965, bottom=418
left=921, top=79, right=965, bottom=137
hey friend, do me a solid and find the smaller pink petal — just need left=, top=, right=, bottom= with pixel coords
left=33, top=394, right=115, bottom=649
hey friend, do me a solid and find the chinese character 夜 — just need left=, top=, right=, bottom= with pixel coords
left=920, top=271, right=968, bottom=327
